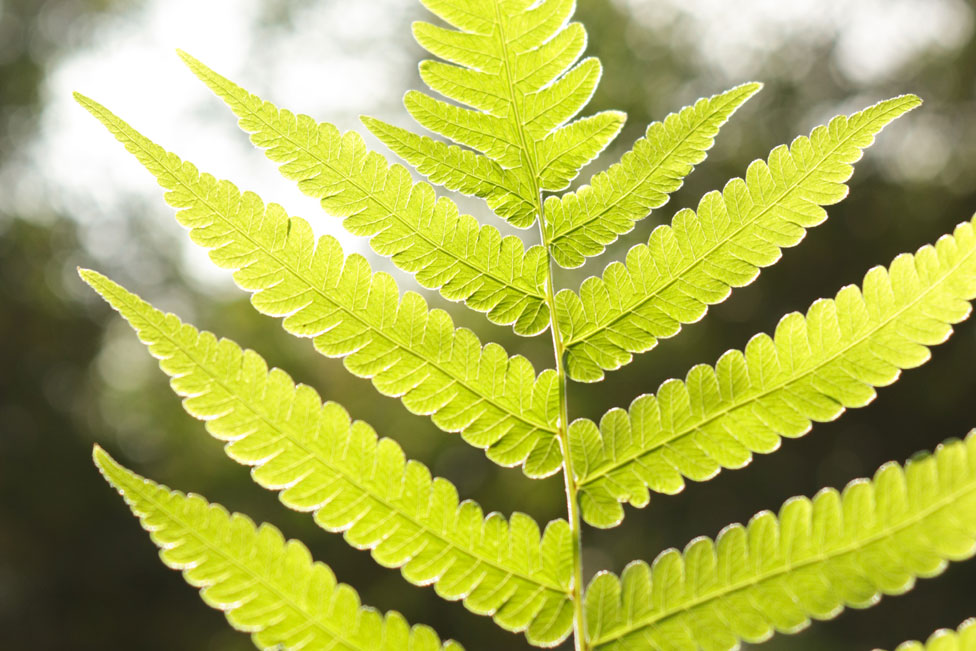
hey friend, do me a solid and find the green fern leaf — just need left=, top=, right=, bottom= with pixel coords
left=408, top=0, right=626, bottom=196
left=74, top=93, right=565, bottom=478
left=403, top=90, right=523, bottom=167
left=544, top=83, right=761, bottom=268
left=92, top=446, right=464, bottom=651
left=557, top=94, right=921, bottom=382
left=359, top=116, right=537, bottom=227
left=81, top=270, right=574, bottom=645
left=885, top=620, right=976, bottom=651
left=571, top=215, right=976, bottom=528
left=584, top=432, right=976, bottom=650
left=536, top=112, right=629, bottom=192
left=177, top=52, right=552, bottom=338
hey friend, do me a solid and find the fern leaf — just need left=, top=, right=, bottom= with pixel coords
left=584, top=432, right=976, bottom=650
left=75, top=93, right=565, bottom=479
left=404, top=90, right=522, bottom=167
left=544, top=83, right=762, bottom=268
left=524, top=56, right=603, bottom=136
left=92, top=446, right=464, bottom=651
left=176, top=52, right=552, bottom=338
left=359, top=117, right=537, bottom=227
left=371, top=0, right=624, bottom=226
left=885, top=620, right=976, bottom=651
left=82, top=270, right=574, bottom=645
left=571, top=215, right=976, bottom=528
left=557, top=94, right=921, bottom=382
left=537, top=111, right=628, bottom=192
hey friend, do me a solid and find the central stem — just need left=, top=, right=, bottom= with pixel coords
left=536, top=194, right=587, bottom=651
left=488, top=5, right=586, bottom=643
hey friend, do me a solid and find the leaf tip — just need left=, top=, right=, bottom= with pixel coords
left=176, top=49, right=215, bottom=85
left=77, top=267, right=102, bottom=286
left=91, top=445, right=145, bottom=502
left=743, top=80, right=764, bottom=95
left=880, top=93, right=924, bottom=117
left=72, top=91, right=102, bottom=116
left=71, top=93, right=122, bottom=132
left=77, top=268, right=119, bottom=303
left=175, top=48, right=198, bottom=68
left=91, top=443, right=118, bottom=477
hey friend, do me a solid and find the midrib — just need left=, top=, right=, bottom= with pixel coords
left=492, top=0, right=543, bottom=201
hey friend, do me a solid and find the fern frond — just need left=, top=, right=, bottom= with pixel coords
left=571, top=215, right=976, bottom=528
left=557, top=94, right=921, bottom=382
left=584, top=432, right=976, bottom=650
left=544, top=83, right=761, bottom=268
left=82, top=270, right=574, bottom=646
left=93, top=446, right=464, bottom=651
left=885, top=620, right=976, bottom=651
left=364, top=0, right=624, bottom=230
left=408, top=0, right=626, bottom=195
left=176, top=52, right=552, bottom=338
left=75, top=93, right=565, bottom=479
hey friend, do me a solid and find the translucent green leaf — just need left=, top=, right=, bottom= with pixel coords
left=558, top=94, right=921, bottom=382
left=404, top=89, right=523, bottom=167
left=585, top=432, right=976, bottom=650
left=884, top=620, right=976, bottom=651
left=360, top=116, right=537, bottom=227
left=367, top=0, right=624, bottom=231
left=572, top=215, right=976, bottom=527
left=412, top=0, right=625, bottom=191
left=544, top=83, right=761, bottom=268
left=81, top=270, right=575, bottom=645
left=93, top=446, right=464, bottom=651
left=177, top=52, right=551, bottom=337
left=536, top=111, right=628, bottom=191
left=75, top=93, right=564, bottom=478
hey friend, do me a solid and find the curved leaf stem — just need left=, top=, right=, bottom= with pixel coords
left=539, top=190, right=586, bottom=651
left=487, top=1, right=586, bottom=642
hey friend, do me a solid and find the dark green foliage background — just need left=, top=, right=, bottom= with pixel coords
left=2, top=1, right=975, bottom=649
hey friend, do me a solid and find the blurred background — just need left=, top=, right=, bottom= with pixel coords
left=3, top=0, right=976, bottom=648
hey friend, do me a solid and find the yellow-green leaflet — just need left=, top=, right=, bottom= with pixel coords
left=544, top=83, right=761, bottom=268
left=393, top=0, right=623, bottom=212
left=179, top=51, right=553, bottom=337
left=584, top=433, right=976, bottom=650
left=82, top=270, right=576, bottom=647
left=558, top=95, right=921, bottom=382
left=882, top=620, right=976, bottom=651
left=74, top=93, right=565, bottom=479
left=93, top=446, right=465, bottom=651
left=572, top=216, right=976, bottom=528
